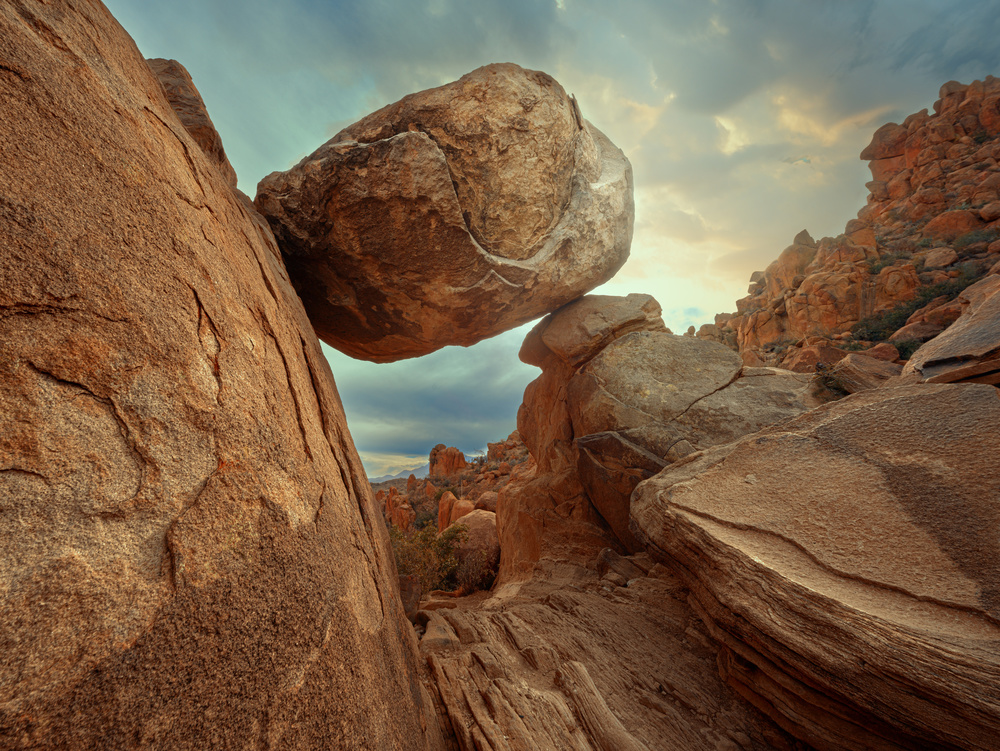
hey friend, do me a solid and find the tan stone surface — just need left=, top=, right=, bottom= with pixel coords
left=256, top=63, right=633, bottom=362
left=419, top=558, right=799, bottom=751
left=0, top=4, right=440, bottom=748
left=437, top=491, right=458, bottom=533
left=633, top=384, right=1000, bottom=751
left=429, top=444, right=468, bottom=478
left=147, top=58, right=238, bottom=187
left=568, top=333, right=828, bottom=549
left=449, top=499, right=475, bottom=526
left=828, top=352, right=903, bottom=392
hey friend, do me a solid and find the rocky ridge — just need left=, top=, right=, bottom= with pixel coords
left=711, top=78, right=1000, bottom=381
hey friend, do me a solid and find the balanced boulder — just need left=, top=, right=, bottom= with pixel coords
left=256, top=63, right=633, bottom=361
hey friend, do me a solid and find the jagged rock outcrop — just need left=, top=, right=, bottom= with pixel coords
left=429, top=444, right=468, bottom=478
left=0, top=4, right=440, bottom=748
left=147, top=58, right=238, bottom=188
left=497, top=295, right=668, bottom=583
left=720, top=78, right=1000, bottom=367
left=632, top=384, right=1000, bottom=751
left=255, top=63, right=634, bottom=362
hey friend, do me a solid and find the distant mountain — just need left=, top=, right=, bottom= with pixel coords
left=369, top=462, right=431, bottom=484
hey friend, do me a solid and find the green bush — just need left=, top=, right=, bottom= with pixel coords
left=954, top=229, right=1000, bottom=250
left=455, top=549, right=498, bottom=594
left=894, top=340, right=923, bottom=360
left=389, top=524, right=466, bottom=593
left=867, top=250, right=911, bottom=275
left=851, top=265, right=985, bottom=342
left=413, top=509, right=435, bottom=530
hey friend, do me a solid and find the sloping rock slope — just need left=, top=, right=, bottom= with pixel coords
left=632, top=384, right=1000, bottom=751
left=712, top=78, right=1000, bottom=367
left=0, top=3, right=440, bottom=748
left=903, top=274, right=1000, bottom=384
left=256, top=63, right=634, bottom=362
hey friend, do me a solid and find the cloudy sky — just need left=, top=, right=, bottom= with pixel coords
left=105, top=0, right=1000, bottom=475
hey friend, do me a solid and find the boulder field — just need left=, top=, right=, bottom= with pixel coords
left=708, top=77, right=1000, bottom=372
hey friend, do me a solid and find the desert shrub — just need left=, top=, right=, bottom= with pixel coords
left=894, top=340, right=923, bottom=360
left=839, top=340, right=868, bottom=351
left=389, top=524, right=466, bottom=592
left=413, top=509, right=435, bottom=530
left=434, top=486, right=456, bottom=501
left=852, top=264, right=985, bottom=342
left=455, top=548, right=499, bottom=594
left=916, top=237, right=932, bottom=248
left=867, top=250, right=911, bottom=275
left=974, top=129, right=990, bottom=144
left=954, top=228, right=1000, bottom=251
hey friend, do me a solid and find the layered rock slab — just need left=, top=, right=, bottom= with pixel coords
left=632, top=384, right=1000, bottom=751
left=903, top=275, right=1000, bottom=384
left=420, top=559, right=800, bottom=751
left=256, top=63, right=633, bottom=362
left=0, top=3, right=439, bottom=748
left=147, top=57, right=238, bottom=188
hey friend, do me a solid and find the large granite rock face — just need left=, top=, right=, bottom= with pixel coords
left=632, top=384, right=1000, bottom=751
left=256, top=63, right=634, bottom=362
left=0, top=4, right=440, bottom=748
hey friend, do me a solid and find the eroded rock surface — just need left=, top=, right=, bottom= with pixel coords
left=420, top=559, right=800, bottom=751
left=501, top=295, right=830, bottom=566
left=147, top=57, right=238, bottom=187
left=904, top=274, right=1000, bottom=384
left=0, top=4, right=439, bottom=748
left=717, top=77, right=1000, bottom=368
left=256, top=63, right=633, bottom=362
left=632, top=384, right=1000, bottom=751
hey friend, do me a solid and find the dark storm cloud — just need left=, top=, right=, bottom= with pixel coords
left=323, top=326, right=537, bottom=459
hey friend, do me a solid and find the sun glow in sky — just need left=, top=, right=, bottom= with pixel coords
left=104, top=0, right=1000, bottom=475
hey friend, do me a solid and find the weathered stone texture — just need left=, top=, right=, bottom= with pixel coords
left=632, top=384, right=1000, bottom=751
left=0, top=3, right=439, bottom=748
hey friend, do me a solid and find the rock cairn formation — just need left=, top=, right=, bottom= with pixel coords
left=632, top=384, right=1000, bottom=751
left=0, top=3, right=440, bottom=748
left=712, top=78, right=1000, bottom=370
left=256, top=63, right=634, bottom=362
